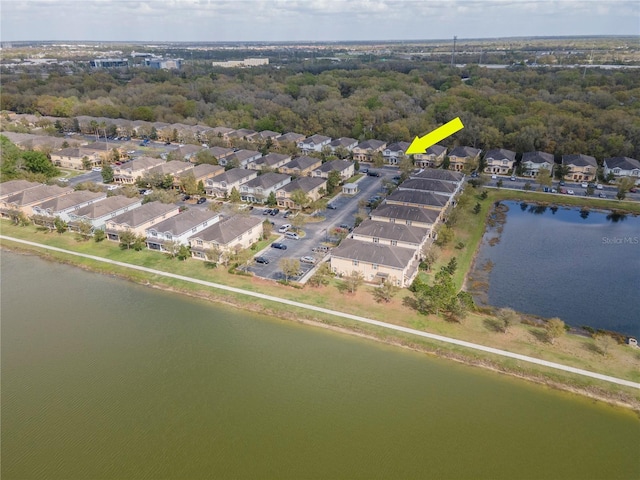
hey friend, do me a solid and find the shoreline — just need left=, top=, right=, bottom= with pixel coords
left=2, top=239, right=639, bottom=413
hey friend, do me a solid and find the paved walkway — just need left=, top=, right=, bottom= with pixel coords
left=2, top=235, right=639, bottom=390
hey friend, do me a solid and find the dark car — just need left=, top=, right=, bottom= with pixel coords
left=559, top=181, right=565, bottom=186
left=283, top=211, right=291, bottom=218
left=326, top=203, right=337, bottom=210
left=183, top=195, right=191, bottom=201
left=263, top=208, right=272, bottom=215
left=271, top=242, right=287, bottom=250
left=197, top=197, right=207, bottom=204
left=367, top=171, right=381, bottom=177
left=255, top=256, right=269, bottom=264
left=270, top=208, right=280, bottom=216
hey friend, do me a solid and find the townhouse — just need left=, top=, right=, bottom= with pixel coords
left=447, top=146, right=482, bottom=172
left=370, top=203, right=440, bottom=230
left=383, top=142, right=411, bottom=165
left=189, top=215, right=264, bottom=262
left=145, top=209, right=221, bottom=252
left=603, top=157, right=640, bottom=183
left=276, top=177, right=327, bottom=210
left=31, top=190, right=107, bottom=224
left=113, top=156, right=165, bottom=184
left=105, top=202, right=180, bottom=242
left=385, top=189, right=450, bottom=212
left=351, top=219, right=431, bottom=251
left=297, top=134, right=331, bottom=153
left=0, top=180, right=41, bottom=201
left=174, top=164, right=224, bottom=191
left=1, top=184, right=73, bottom=217
left=311, top=159, right=355, bottom=181
left=413, top=145, right=447, bottom=168
left=562, top=154, right=598, bottom=182
left=279, top=156, right=323, bottom=177
left=397, top=178, right=458, bottom=197
left=521, top=151, right=555, bottom=177
left=219, top=149, right=262, bottom=168
left=67, top=195, right=143, bottom=231
left=328, top=137, right=358, bottom=154
left=352, top=139, right=387, bottom=162
left=484, top=148, right=517, bottom=175
left=247, top=153, right=292, bottom=171
left=204, top=168, right=258, bottom=198
left=240, top=172, right=291, bottom=203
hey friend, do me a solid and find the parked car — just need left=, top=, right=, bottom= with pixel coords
left=559, top=181, right=565, bottom=186
left=367, top=170, right=381, bottom=177
left=510, top=176, right=516, bottom=181
left=596, top=184, right=604, bottom=190
left=197, top=197, right=207, bottom=204
left=92, top=167, right=102, bottom=172
left=567, top=189, right=575, bottom=195
left=559, top=188, right=567, bottom=194
left=339, top=224, right=352, bottom=232
left=107, top=185, right=119, bottom=191
left=183, top=195, right=191, bottom=201
left=271, top=242, right=287, bottom=250
left=551, top=188, right=558, bottom=193
left=255, top=256, right=269, bottom=264
left=285, top=232, right=299, bottom=240
left=491, top=175, right=497, bottom=179
left=326, top=203, right=337, bottom=210
left=300, top=256, right=316, bottom=265
left=270, top=208, right=280, bottom=216
left=629, top=187, right=638, bottom=193
left=263, top=208, right=272, bottom=215
left=598, top=193, right=607, bottom=198
left=360, top=168, right=369, bottom=174
left=283, top=211, right=292, bottom=218
left=278, top=224, right=291, bottom=233
left=543, top=186, right=550, bottom=192
left=581, top=182, right=588, bottom=188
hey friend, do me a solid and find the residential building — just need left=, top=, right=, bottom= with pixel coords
left=204, top=168, right=258, bottom=197
left=352, top=139, right=387, bottom=162
left=275, top=132, right=305, bottom=146
left=207, top=146, right=235, bottom=163
left=67, top=195, right=143, bottom=231
left=146, top=209, right=221, bottom=251
left=113, top=156, right=165, bottom=184
left=219, top=149, right=262, bottom=168
left=351, top=219, right=431, bottom=250
left=211, top=58, right=269, bottom=68
left=31, top=190, right=107, bottom=223
left=383, top=142, right=411, bottom=165
left=174, top=164, right=224, bottom=191
left=209, top=126, right=236, bottom=140
left=484, top=149, right=517, bottom=174
left=397, top=178, right=458, bottom=196
left=603, top=157, right=640, bottom=183
left=298, top=134, right=331, bottom=153
left=311, top=160, right=355, bottom=181
left=330, top=238, right=420, bottom=288
left=410, top=168, right=464, bottom=184
left=147, top=160, right=194, bottom=180
left=447, top=146, right=482, bottom=172
left=227, top=129, right=259, bottom=143
left=279, top=156, right=322, bottom=177
left=0, top=180, right=41, bottom=201
left=385, top=189, right=450, bottom=212
left=50, top=146, right=105, bottom=170
left=413, top=145, right=447, bottom=168
left=276, top=177, right=327, bottom=210
left=256, top=130, right=282, bottom=142
left=562, top=154, right=598, bottom=182
left=171, top=144, right=205, bottom=162
left=189, top=215, right=264, bottom=261
left=370, top=203, right=440, bottom=229
left=328, top=137, right=358, bottom=152
left=105, top=202, right=180, bottom=242
left=247, top=153, right=292, bottom=171
left=240, top=172, right=291, bottom=203
left=521, top=151, right=555, bottom=177
left=1, top=184, right=73, bottom=217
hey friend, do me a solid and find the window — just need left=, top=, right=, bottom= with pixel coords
left=406, top=220, right=412, bottom=226
left=373, top=237, right=379, bottom=243
left=372, top=264, right=378, bottom=270
left=391, top=240, right=397, bottom=246
left=203, top=221, right=208, bottom=227
left=353, top=260, right=359, bottom=266
left=196, top=240, right=203, bottom=246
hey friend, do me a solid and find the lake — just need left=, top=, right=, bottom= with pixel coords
left=1, top=250, right=639, bottom=479
left=470, top=201, right=640, bottom=337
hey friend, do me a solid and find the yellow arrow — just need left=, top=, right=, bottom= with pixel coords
left=405, top=117, right=464, bottom=155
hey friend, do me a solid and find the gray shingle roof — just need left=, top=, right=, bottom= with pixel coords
left=108, top=201, right=178, bottom=228
left=604, top=157, right=640, bottom=170
left=279, top=176, right=326, bottom=193
left=449, top=146, right=481, bottom=158
left=72, top=195, right=140, bottom=219
left=0, top=180, right=41, bottom=198
left=485, top=148, right=516, bottom=162
left=243, top=172, right=290, bottom=189
left=398, top=178, right=457, bottom=195
left=191, top=215, right=263, bottom=245
left=252, top=153, right=291, bottom=167
left=330, top=137, right=358, bottom=148
left=352, top=219, right=429, bottom=245
left=371, top=203, right=440, bottom=224
left=281, top=156, right=320, bottom=171
left=5, top=184, right=72, bottom=206
left=356, top=139, right=386, bottom=150
left=562, top=154, right=597, bottom=168
left=148, top=209, right=219, bottom=236
left=277, top=132, right=306, bottom=143
left=34, top=190, right=105, bottom=212
left=410, top=168, right=464, bottom=183
left=315, top=159, right=353, bottom=173
left=331, top=238, right=416, bottom=269
left=208, top=146, right=234, bottom=159
left=385, top=189, right=449, bottom=208
left=215, top=168, right=256, bottom=184
left=385, top=142, right=411, bottom=153
left=522, top=151, right=554, bottom=164
left=303, top=134, right=331, bottom=145
left=426, top=145, right=447, bottom=156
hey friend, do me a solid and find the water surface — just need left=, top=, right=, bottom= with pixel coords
left=2, top=250, right=638, bottom=479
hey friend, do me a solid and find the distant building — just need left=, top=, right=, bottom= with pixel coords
left=90, top=58, right=129, bottom=68
left=211, top=58, right=269, bottom=68
left=145, top=58, right=182, bottom=69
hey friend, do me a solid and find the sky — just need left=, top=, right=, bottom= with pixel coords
left=1, top=0, right=638, bottom=43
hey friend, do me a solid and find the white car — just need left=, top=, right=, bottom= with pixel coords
left=491, top=175, right=497, bottom=179
left=107, top=185, right=119, bottom=191
left=285, top=232, right=299, bottom=240
left=300, top=256, right=316, bottom=264
left=567, top=189, right=575, bottom=195
left=92, top=167, right=102, bottom=172
left=278, top=224, right=292, bottom=233
left=581, top=182, right=588, bottom=188
left=596, top=184, right=604, bottom=190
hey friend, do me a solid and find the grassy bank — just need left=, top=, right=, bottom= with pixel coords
left=1, top=219, right=639, bottom=409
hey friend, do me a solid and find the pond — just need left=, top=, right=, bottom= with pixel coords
left=469, top=201, right=640, bottom=337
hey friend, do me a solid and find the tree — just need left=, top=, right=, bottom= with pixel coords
left=54, top=217, right=67, bottom=234
left=290, top=189, right=310, bottom=210
left=22, top=150, right=59, bottom=178
left=496, top=179, right=503, bottom=188
left=473, top=202, right=481, bottom=214
left=179, top=173, right=199, bottom=195
left=262, top=219, right=273, bottom=238
left=163, top=240, right=181, bottom=259
left=75, top=220, right=93, bottom=241
left=594, top=334, right=617, bottom=357
left=160, top=174, right=174, bottom=190
left=194, top=150, right=217, bottom=165
left=373, top=280, right=399, bottom=303
left=132, top=235, right=147, bottom=251
left=536, top=168, right=553, bottom=189
left=102, top=164, right=114, bottom=183
left=545, top=317, right=566, bottom=344
left=342, top=270, right=364, bottom=294
left=585, top=185, right=594, bottom=196
left=555, top=164, right=570, bottom=181
left=82, top=156, right=92, bottom=170
left=327, top=170, right=341, bottom=194
left=266, top=191, right=277, bottom=206
left=434, top=225, right=454, bottom=247
left=496, top=307, right=520, bottom=333
left=279, top=258, right=301, bottom=283
left=142, top=190, right=179, bottom=204
left=229, top=186, right=241, bottom=203
left=119, top=230, right=137, bottom=250
left=421, top=245, right=439, bottom=271
left=443, top=257, right=458, bottom=275
left=372, top=151, right=385, bottom=168
left=398, top=156, right=414, bottom=181
left=616, top=177, right=636, bottom=200
left=308, top=262, right=332, bottom=287
left=111, top=148, right=120, bottom=163
left=177, top=245, right=191, bottom=261
left=94, top=229, right=106, bottom=242
left=290, top=213, right=307, bottom=233
left=7, top=209, right=30, bottom=226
